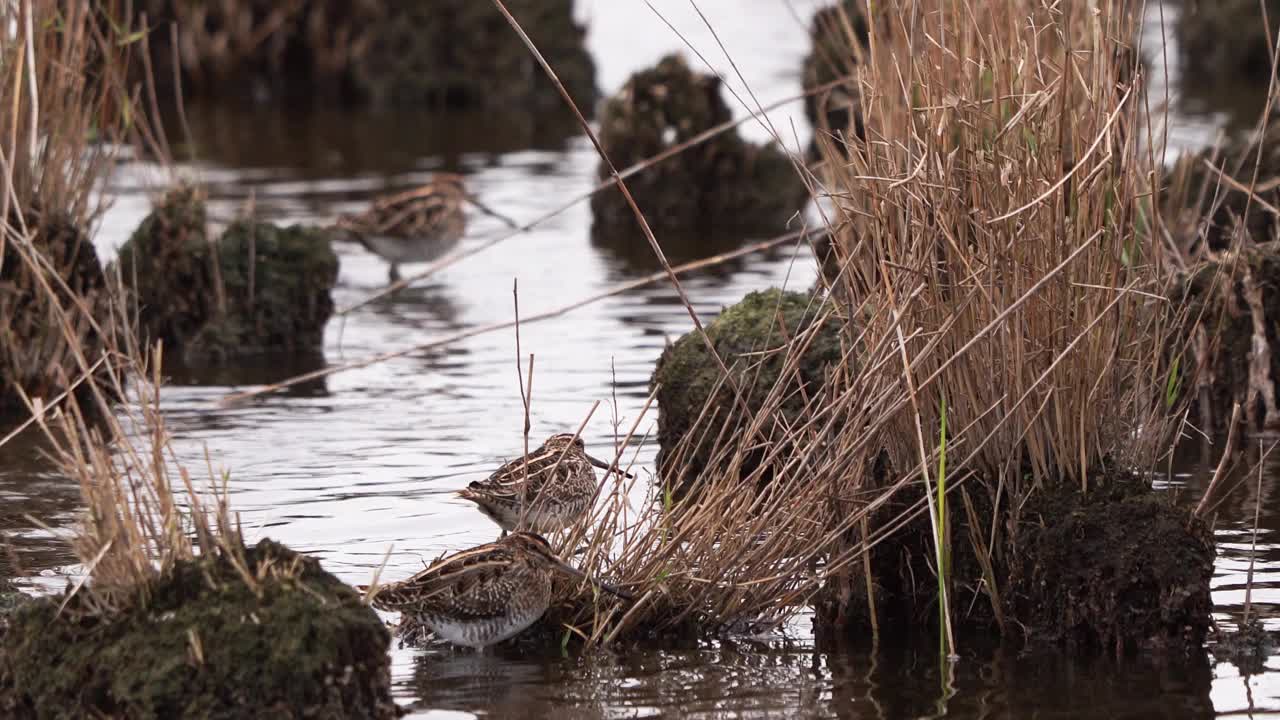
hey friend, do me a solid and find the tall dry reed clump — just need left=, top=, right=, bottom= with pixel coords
left=0, top=0, right=137, bottom=414
left=545, top=0, right=1210, bottom=652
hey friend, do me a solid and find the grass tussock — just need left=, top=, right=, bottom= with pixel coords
left=0, top=1, right=145, bottom=414
left=0, top=0, right=253, bottom=607
left=543, top=0, right=1186, bottom=646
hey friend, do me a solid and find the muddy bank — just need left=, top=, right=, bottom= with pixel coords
left=0, top=539, right=394, bottom=719
left=116, top=187, right=338, bottom=367
left=650, top=288, right=842, bottom=492
left=818, top=471, right=1214, bottom=653
left=134, top=1, right=596, bottom=117
left=0, top=209, right=109, bottom=414
left=591, top=54, right=808, bottom=242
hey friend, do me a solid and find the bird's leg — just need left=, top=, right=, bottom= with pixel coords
left=388, top=264, right=401, bottom=283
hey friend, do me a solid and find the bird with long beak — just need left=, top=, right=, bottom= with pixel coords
left=333, top=172, right=518, bottom=283
left=359, top=532, right=632, bottom=648
left=458, top=433, right=632, bottom=535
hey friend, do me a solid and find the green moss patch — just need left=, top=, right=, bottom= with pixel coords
left=651, top=288, right=842, bottom=490
left=0, top=539, right=395, bottom=720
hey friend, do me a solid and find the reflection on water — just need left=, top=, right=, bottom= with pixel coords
left=4, top=1, right=1280, bottom=717
left=168, top=103, right=583, bottom=177
left=402, top=629, right=1219, bottom=719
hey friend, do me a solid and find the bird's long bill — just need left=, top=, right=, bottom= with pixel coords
left=464, top=194, right=522, bottom=230
left=554, top=560, right=635, bottom=601
left=586, top=453, right=635, bottom=479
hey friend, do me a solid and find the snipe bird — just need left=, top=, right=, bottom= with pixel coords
left=458, top=433, right=630, bottom=535
left=334, top=173, right=516, bottom=282
left=360, top=532, right=632, bottom=648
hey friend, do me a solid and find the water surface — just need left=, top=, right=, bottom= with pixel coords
left=4, top=1, right=1280, bottom=717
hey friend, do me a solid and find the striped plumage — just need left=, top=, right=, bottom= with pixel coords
left=335, top=173, right=468, bottom=281
left=458, top=433, right=619, bottom=534
left=362, top=532, right=630, bottom=648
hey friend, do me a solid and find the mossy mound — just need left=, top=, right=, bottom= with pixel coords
left=134, top=0, right=596, bottom=116
left=802, top=2, right=870, bottom=147
left=0, top=539, right=395, bottom=719
left=651, top=289, right=842, bottom=490
left=1007, top=482, right=1214, bottom=651
left=591, top=54, right=808, bottom=241
left=117, top=189, right=338, bottom=366
left=1177, top=244, right=1280, bottom=432
left=184, top=220, right=338, bottom=364
left=0, top=208, right=108, bottom=414
left=1176, top=0, right=1280, bottom=86
left=115, top=186, right=215, bottom=351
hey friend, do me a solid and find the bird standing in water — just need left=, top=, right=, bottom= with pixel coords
left=458, top=433, right=630, bottom=536
left=361, top=532, right=631, bottom=648
left=334, top=173, right=516, bottom=282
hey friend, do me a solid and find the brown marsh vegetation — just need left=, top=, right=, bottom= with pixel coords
left=537, top=0, right=1207, bottom=650
left=0, top=0, right=1241, bottom=675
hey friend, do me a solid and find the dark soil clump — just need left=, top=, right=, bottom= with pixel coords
left=117, top=187, right=338, bottom=366
left=1006, top=480, right=1215, bottom=652
left=1212, top=619, right=1276, bottom=675
left=0, top=539, right=395, bottom=719
left=591, top=54, right=808, bottom=242
left=0, top=208, right=109, bottom=414
left=650, top=288, right=842, bottom=492
left=817, top=471, right=1214, bottom=654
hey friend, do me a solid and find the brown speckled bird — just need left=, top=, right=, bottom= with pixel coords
left=335, top=173, right=486, bottom=282
left=458, top=433, right=629, bottom=535
left=361, top=532, right=631, bottom=648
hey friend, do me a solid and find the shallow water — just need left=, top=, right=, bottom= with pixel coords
left=4, top=1, right=1280, bottom=717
